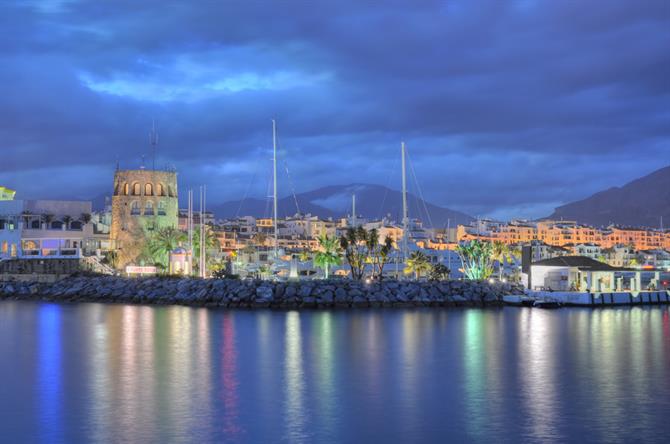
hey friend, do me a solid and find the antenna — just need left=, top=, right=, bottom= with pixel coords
left=150, top=119, right=158, bottom=171
left=401, top=142, right=409, bottom=260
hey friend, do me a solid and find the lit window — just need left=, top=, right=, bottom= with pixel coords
left=132, top=183, right=141, bottom=196
left=123, top=183, right=129, bottom=195
left=157, top=183, right=165, bottom=196
left=145, top=183, right=153, bottom=196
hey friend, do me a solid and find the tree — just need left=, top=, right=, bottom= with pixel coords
left=368, top=231, right=394, bottom=281
left=298, top=250, right=312, bottom=263
left=314, top=234, right=342, bottom=279
left=103, top=250, right=118, bottom=269
left=41, top=213, right=54, bottom=229
left=147, top=227, right=186, bottom=270
left=429, top=263, right=451, bottom=281
left=404, top=251, right=432, bottom=280
left=79, top=213, right=92, bottom=225
left=192, top=227, right=220, bottom=274
left=457, top=240, right=494, bottom=280
left=252, top=232, right=268, bottom=247
left=21, top=210, right=32, bottom=226
left=62, top=215, right=73, bottom=230
left=339, top=227, right=369, bottom=280
left=491, top=241, right=511, bottom=280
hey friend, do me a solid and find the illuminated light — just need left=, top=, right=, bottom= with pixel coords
left=488, top=278, right=495, bottom=284
left=502, top=278, right=507, bottom=283
left=365, top=278, right=371, bottom=284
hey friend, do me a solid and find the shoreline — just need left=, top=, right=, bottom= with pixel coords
left=0, top=275, right=520, bottom=309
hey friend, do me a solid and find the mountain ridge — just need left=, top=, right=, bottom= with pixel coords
left=210, top=183, right=473, bottom=227
left=547, top=166, right=670, bottom=227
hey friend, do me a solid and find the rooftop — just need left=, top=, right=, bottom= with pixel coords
left=532, top=255, right=627, bottom=271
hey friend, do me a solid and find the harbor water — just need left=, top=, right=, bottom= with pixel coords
left=1, top=301, right=669, bottom=443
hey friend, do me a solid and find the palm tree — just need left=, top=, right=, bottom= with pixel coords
left=429, top=263, right=451, bottom=281
left=404, top=251, right=431, bottom=280
left=457, top=240, right=494, bottom=280
left=252, top=232, right=267, bottom=247
left=339, top=227, right=367, bottom=280
left=148, top=227, right=186, bottom=270
left=79, top=213, right=92, bottom=225
left=314, top=234, right=342, bottom=279
left=21, top=210, right=32, bottom=227
left=61, top=215, right=73, bottom=231
left=491, top=240, right=510, bottom=280
left=41, top=213, right=54, bottom=230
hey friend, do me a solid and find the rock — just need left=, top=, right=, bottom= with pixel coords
left=255, top=286, right=273, bottom=302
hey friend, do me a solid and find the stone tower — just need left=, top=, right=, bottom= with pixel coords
left=110, top=169, right=179, bottom=268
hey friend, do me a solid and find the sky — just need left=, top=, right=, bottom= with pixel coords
left=1, top=0, right=669, bottom=220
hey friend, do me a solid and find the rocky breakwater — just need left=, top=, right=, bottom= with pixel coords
left=0, top=276, right=523, bottom=309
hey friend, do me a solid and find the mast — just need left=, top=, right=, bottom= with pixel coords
left=188, top=189, right=193, bottom=274
left=401, top=142, right=409, bottom=259
left=199, top=186, right=203, bottom=277
left=352, top=194, right=356, bottom=227
left=272, top=119, right=278, bottom=259
left=447, top=218, right=451, bottom=273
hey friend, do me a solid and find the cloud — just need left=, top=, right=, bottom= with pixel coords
left=1, top=0, right=668, bottom=220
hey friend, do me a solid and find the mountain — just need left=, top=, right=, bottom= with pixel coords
left=547, top=166, right=670, bottom=227
left=211, top=183, right=473, bottom=227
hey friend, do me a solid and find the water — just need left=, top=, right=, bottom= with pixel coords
left=1, top=302, right=669, bottom=444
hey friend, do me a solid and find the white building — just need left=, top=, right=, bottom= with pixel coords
left=0, top=199, right=95, bottom=259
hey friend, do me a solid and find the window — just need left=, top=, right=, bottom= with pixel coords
left=123, top=183, right=129, bottom=195
left=1, top=241, right=7, bottom=254
left=145, top=183, right=153, bottom=196
left=51, top=221, right=63, bottom=230
left=30, top=220, right=40, bottom=229
left=131, top=201, right=141, bottom=215
left=145, top=201, right=154, bottom=216
left=157, top=183, right=165, bottom=196
left=168, top=186, right=174, bottom=197
left=70, top=221, right=83, bottom=230
left=158, top=201, right=166, bottom=216
left=132, top=183, right=141, bottom=196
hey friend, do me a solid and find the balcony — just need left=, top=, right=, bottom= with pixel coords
left=19, top=248, right=81, bottom=258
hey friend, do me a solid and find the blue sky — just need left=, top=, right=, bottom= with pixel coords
left=1, top=0, right=668, bottom=220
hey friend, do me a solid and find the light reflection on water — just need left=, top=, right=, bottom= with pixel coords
left=1, top=302, right=670, bottom=443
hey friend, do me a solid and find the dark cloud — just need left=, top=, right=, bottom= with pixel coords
left=1, top=0, right=669, bottom=219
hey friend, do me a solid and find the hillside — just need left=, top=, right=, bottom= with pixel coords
left=548, top=166, right=670, bottom=227
left=210, top=183, right=473, bottom=227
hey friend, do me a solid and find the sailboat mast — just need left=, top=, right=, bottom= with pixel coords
left=352, top=194, right=356, bottom=227
left=272, top=119, right=278, bottom=258
left=401, top=142, right=408, bottom=258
